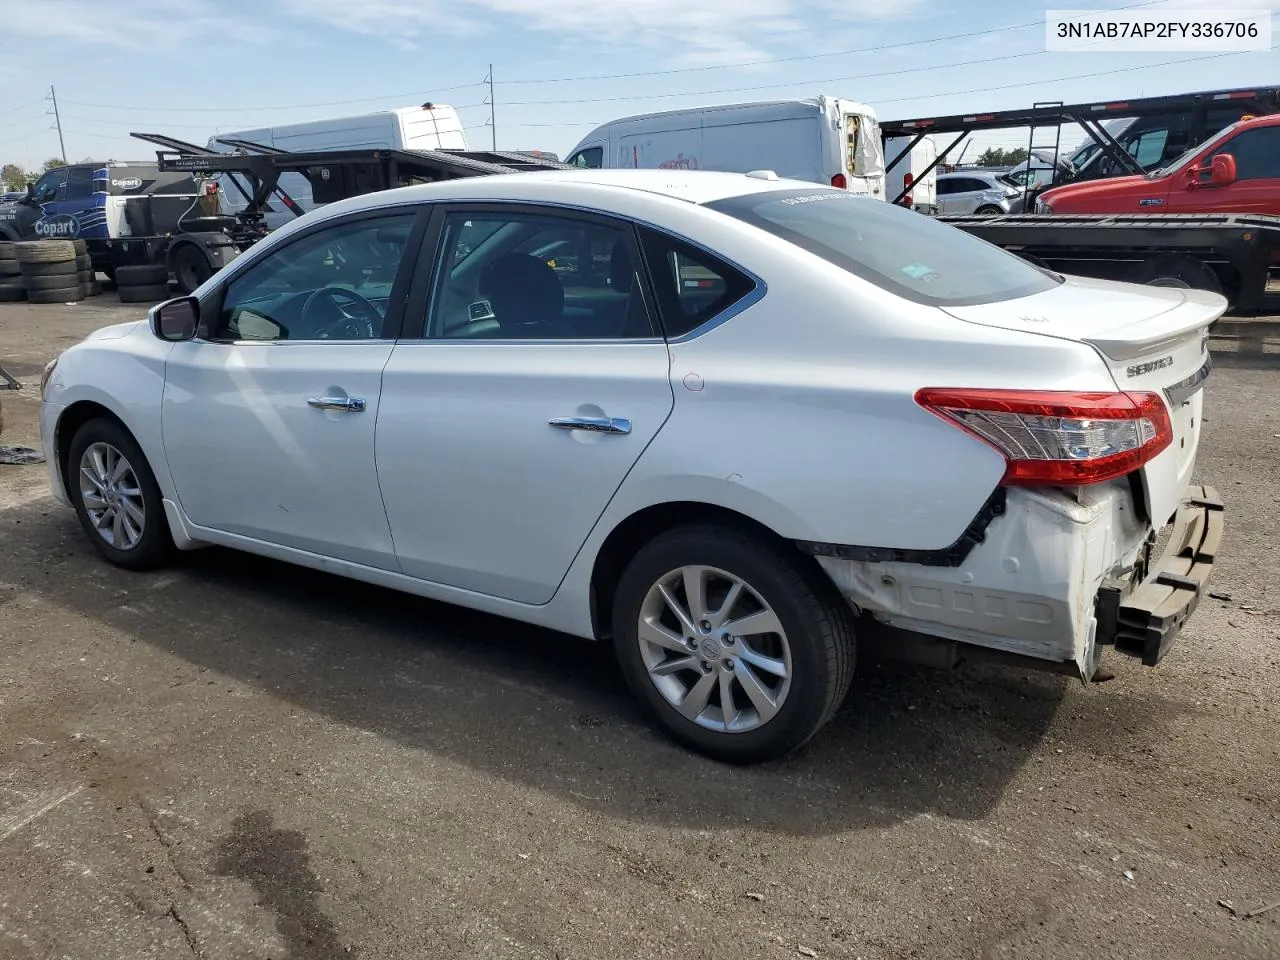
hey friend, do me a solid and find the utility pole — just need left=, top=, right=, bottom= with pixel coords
left=487, top=64, right=496, bottom=150
left=48, top=85, right=67, bottom=164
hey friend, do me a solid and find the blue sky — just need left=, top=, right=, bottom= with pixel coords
left=0, top=0, right=1276, bottom=170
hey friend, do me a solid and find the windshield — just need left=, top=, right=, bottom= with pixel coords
left=706, top=188, right=1060, bottom=307
left=1148, top=121, right=1241, bottom=179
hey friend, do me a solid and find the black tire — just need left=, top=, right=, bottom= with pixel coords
left=27, top=286, right=82, bottom=303
left=171, top=245, right=213, bottom=294
left=0, top=286, right=26, bottom=302
left=75, top=254, right=92, bottom=270
left=117, top=283, right=170, bottom=303
left=65, top=417, right=173, bottom=571
left=0, top=258, right=18, bottom=276
left=15, top=239, right=76, bottom=263
left=0, top=241, right=15, bottom=258
left=1135, top=255, right=1222, bottom=294
left=18, top=260, right=78, bottom=279
left=974, top=205, right=1005, bottom=215
left=90, top=280, right=103, bottom=296
left=115, top=263, right=169, bottom=286
left=611, top=524, right=856, bottom=764
left=78, top=271, right=93, bottom=285
left=24, top=273, right=91, bottom=292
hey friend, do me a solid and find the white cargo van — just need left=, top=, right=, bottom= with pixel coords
left=884, top=135, right=939, bottom=214
left=209, top=104, right=469, bottom=227
left=565, top=97, right=885, bottom=199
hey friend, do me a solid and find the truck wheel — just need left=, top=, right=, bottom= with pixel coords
left=171, top=245, right=213, bottom=294
left=1135, top=256, right=1222, bottom=294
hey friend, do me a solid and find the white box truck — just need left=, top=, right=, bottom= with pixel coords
left=208, top=103, right=469, bottom=227
left=564, top=96, right=886, bottom=199
left=884, top=135, right=939, bottom=215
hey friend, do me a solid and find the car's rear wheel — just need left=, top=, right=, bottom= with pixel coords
left=612, top=524, right=855, bottom=764
left=66, top=417, right=173, bottom=570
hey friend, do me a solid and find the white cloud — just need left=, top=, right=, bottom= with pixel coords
left=2, top=0, right=287, bottom=51
left=280, top=0, right=930, bottom=66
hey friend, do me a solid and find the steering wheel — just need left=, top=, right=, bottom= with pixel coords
left=300, top=286, right=383, bottom=340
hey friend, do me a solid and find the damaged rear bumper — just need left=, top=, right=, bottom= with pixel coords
left=1096, top=484, right=1224, bottom=667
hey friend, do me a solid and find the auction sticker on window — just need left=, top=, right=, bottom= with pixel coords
left=1046, top=9, right=1271, bottom=52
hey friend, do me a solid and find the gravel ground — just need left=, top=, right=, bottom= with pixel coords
left=0, top=295, right=1277, bottom=960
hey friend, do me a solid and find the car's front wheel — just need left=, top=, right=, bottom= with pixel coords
left=66, top=417, right=173, bottom=570
left=612, top=524, right=855, bottom=764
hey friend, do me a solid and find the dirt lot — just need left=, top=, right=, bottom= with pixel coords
left=1, top=295, right=1277, bottom=960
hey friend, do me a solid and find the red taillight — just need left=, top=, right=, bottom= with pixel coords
left=914, top=388, right=1173, bottom=486
left=903, top=171, right=914, bottom=207
left=831, top=173, right=847, bottom=189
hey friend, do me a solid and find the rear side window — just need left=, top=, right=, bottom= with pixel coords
left=705, top=188, right=1060, bottom=307
left=638, top=227, right=756, bottom=338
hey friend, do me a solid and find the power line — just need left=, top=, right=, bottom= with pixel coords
left=493, top=0, right=1169, bottom=85
left=59, top=82, right=486, bottom=114
left=0, top=98, right=47, bottom=118
left=41, top=0, right=1172, bottom=119
left=499, top=39, right=1119, bottom=107
left=471, top=50, right=1256, bottom=129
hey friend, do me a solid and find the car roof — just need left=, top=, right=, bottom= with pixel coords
left=323, top=168, right=831, bottom=218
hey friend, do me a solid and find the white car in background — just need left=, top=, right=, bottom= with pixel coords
left=39, top=169, right=1224, bottom=763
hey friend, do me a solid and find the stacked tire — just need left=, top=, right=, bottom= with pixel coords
left=0, top=241, right=23, bottom=302
left=15, top=240, right=82, bottom=304
left=74, top=241, right=102, bottom=299
left=114, top=264, right=170, bottom=304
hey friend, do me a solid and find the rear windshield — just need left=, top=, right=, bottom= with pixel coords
left=704, top=188, right=1060, bottom=307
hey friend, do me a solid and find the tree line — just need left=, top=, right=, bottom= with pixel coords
left=0, top=156, right=92, bottom=192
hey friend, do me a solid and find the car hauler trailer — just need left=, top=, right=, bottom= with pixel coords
left=880, top=85, right=1280, bottom=210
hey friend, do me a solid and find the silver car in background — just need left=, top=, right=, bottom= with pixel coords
left=935, top=171, right=1024, bottom=215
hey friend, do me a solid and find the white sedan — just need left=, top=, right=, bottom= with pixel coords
left=39, top=169, right=1224, bottom=764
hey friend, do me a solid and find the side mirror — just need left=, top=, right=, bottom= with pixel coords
left=1209, top=153, right=1236, bottom=186
left=151, top=297, right=199, bottom=342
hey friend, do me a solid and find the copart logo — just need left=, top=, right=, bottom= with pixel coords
left=111, top=177, right=143, bottom=190
left=33, top=214, right=80, bottom=238
left=1126, top=356, right=1174, bottom=378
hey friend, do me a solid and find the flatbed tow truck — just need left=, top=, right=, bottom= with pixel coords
left=881, top=86, right=1280, bottom=313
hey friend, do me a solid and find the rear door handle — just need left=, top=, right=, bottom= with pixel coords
left=308, top=396, right=366, bottom=412
left=548, top=416, right=632, bottom=435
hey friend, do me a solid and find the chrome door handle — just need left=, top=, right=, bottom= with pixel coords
left=548, top=416, right=632, bottom=435
left=308, top=396, right=366, bottom=412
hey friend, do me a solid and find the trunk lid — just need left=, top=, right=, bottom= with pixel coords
left=942, top=274, right=1225, bottom=527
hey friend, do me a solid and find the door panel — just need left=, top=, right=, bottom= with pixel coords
left=162, top=341, right=398, bottom=568
left=1164, top=125, right=1280, bottom=216
left=161, top=208, right=424, bottom=569
left=375, top=203, right=674, bottom=604
left=376, top=342, right=674, bottom=602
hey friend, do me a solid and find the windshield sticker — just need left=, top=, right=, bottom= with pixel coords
left=778, top=193, right=852, bottom=206
left=901, top=262, right=941, bottom=282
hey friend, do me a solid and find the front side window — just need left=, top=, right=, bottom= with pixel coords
left=425, top=209, right=654, bottom=340
left=570, top=147, right=603, bottom=169
left=212, top=212, right=416, bottom=341
left=32, top=168, right=67, bottom=203
left=1211, top=126, right=1280, bottom=181
left=64, top=166, right=95, bottom=202
left=706, top=188, right=1060, bottom=307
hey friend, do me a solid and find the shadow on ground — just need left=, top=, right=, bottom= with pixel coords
left=1, top=498, right=1189, bottom=838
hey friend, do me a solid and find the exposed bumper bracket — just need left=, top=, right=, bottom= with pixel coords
left=1102, top=484, right=1224, bottom=667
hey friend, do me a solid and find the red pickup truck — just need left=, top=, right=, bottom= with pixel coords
left=1034, top=113, right=1280, bottom=216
